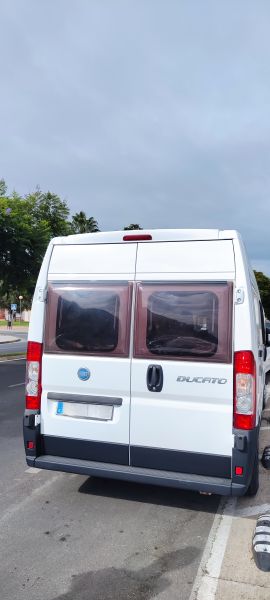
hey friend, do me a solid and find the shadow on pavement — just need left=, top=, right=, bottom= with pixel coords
left=78, top=476, right=219, bottom=514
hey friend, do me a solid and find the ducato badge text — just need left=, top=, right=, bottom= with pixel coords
left=177, top=376, right=227, bottom=384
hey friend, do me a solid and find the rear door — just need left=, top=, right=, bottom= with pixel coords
left=130, top=240, right=235, bottom=479
left=41, top=243, right=136, bottom=466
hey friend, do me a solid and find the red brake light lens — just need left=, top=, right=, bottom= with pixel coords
left=25, top=341, right=43, bottom=410
left=123, top=234, right=152, bottom=241
left=233, top=351, right=256, bottom=430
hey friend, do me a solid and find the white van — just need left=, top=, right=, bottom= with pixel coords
left=24, top=229, right=269, bottom=496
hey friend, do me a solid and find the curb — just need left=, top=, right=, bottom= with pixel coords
left=0, top=337, right=20, bottom=344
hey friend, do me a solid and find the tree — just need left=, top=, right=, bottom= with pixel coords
left=0, top=182, right=101, bottom=305
left=0, top=179, right=7, bottom=196
left=123, top=224, right=143, bottom=230
left=0, top=193, right=50, bottom=304
left=30, top=190, right=71, bottom=237
left=71, top=211, right=99, bottom=234
left=254, top=271, right=270, bottom=319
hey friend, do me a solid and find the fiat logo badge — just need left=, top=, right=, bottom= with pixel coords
left=77, top=368, right=90, bottom=381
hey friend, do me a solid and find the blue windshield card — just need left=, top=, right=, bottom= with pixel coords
left=57, top=402, right=64, bottom=414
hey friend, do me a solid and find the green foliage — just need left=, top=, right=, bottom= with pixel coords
left=0, top=193, right=50, bottom=305
left=254, top=271, right=270, bottom=319
left=29, top=190, right=71, bottom=237
left=123, top=223, right=143, bottom=230
left=71, top=211, right=99, bottom=234
left=0, top=183, right=101, bottom=307
left=0, top=188, right=70, bottom=305
left=0, top=178, right=7, bottom=196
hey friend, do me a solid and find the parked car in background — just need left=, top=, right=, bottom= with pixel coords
left=265, top=320, right=270, bottom=382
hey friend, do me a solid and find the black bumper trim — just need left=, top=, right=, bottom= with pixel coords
left=39, top=435, right=231, bottom=478
left=131, top=445, right=231, bottom=478
left=30, top=454, right=246, bottom=496
left=41, top=435, right=129, bottom=466
left=232, top=427, right=259, bottom=489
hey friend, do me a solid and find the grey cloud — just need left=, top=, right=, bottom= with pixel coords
left=0, top=0, right=270, bottom=273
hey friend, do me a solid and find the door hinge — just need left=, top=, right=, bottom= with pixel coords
left=35, top=414, right=41, bottom=427
left=37, top=287, right=47, bottom=302
left=235, top=287, right=245, bottom=304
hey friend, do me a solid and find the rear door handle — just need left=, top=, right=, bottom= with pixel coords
left=147, top=365, right=163, bottom=392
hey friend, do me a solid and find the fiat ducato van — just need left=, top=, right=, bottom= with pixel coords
left=24, top=229, right=268, bottom=496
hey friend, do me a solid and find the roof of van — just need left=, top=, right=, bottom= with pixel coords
left=52, top=229, right=241, bottom=245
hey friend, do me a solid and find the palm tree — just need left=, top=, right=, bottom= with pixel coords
left=71, top=212, right=99, bottom=234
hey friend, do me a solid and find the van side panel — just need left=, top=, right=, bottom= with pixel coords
left=28, top=241, right=54, bottom=344
left=233, top=238, right=253, bottom=352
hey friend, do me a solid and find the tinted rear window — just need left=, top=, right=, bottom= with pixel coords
left=134, top=283, right=232, bottom=362
left=45, top=283, right=132, bottom=356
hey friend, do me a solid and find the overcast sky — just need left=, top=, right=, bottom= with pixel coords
left=1, top=1, right=270, bottom=273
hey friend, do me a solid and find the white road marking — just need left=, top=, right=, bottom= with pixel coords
left=25, top=467, right=42, bottom=474
left=0, top=473, right=64, bottom=526
left=260, top=426, right=270, bottom=431
left=263, top=408, right=270, bottom=413
left=8, top=382, right=24, bottom=388
left=189, top=496, right=237, bottom=600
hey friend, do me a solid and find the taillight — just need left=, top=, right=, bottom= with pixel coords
left=25, top=341, right=43, bottom=410
left=233, top=351, right=256, bottom=429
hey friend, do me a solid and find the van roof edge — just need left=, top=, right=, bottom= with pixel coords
left=51, top=229, right=240, bottom=246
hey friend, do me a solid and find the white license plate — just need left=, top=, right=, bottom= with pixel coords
left=56, top=401, right=113, bottom=421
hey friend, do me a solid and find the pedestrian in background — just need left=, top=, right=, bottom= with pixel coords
left=7, top=313, right=12, bottom=330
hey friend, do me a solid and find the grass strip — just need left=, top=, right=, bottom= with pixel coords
left=0, top=320, right=29, bottom=327
left=0, top=353, right=26, bottom=361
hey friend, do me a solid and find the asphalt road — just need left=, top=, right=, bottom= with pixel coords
left=0, top=360, right=220, bottom=600
left=0, top=330, right=28, bottom=355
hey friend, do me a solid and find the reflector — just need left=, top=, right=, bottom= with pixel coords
left=235, top=466, right=243, bottom=475
left=27, top=441, right=35, bottom=449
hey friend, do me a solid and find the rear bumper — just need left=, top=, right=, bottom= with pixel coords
left=26, top=454, right=248, bottom=496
